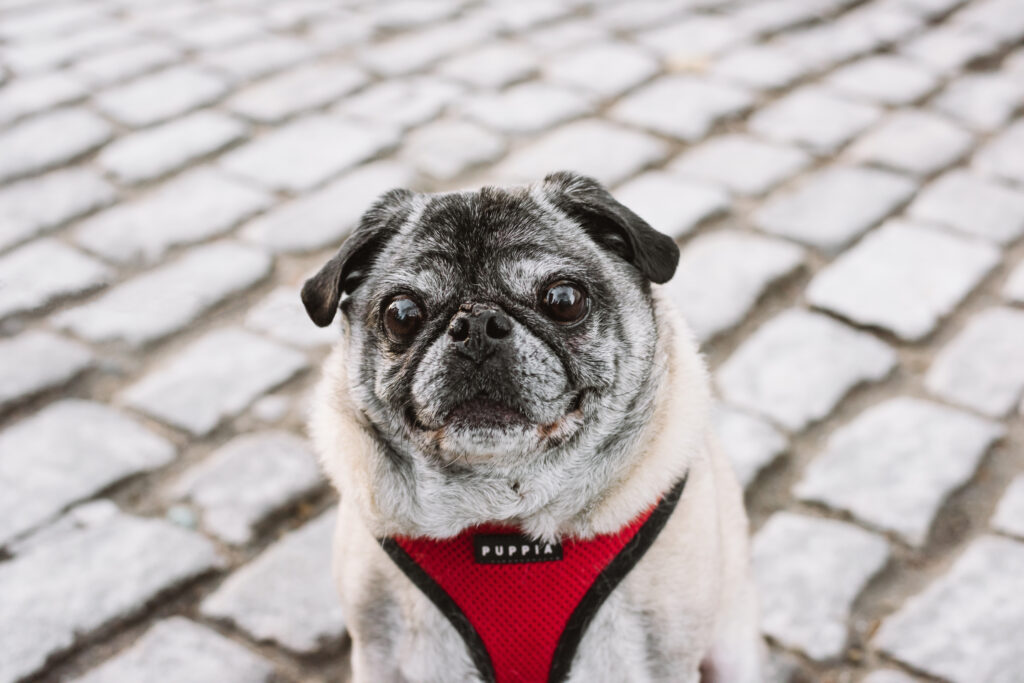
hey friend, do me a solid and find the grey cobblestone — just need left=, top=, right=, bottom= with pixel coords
left=0, top=400, right=176, bottom=547
left=0, top=72, right=86, bottom=126
left=74, top=168, right=273, bottom=264
left=664, top=230, right=805, bottom=341
left=543, top=43, right=658, bottom=99
left=824, top=55, right=938, bottom=105
left=637, top=15, right=750, bottom=60
left=730, top=0, right=837, bottom=35
left=0, top=331, right=94, bottom=412
left=610, top=76, right=753, bottom=142
left=862, top=670, right=919, bottom=683
left=226, top=62, right=368, bottom=124
left=241, top=160, right=414, bottom=253
left=97, top=111, right=248, bottom=185
left=895, top=0, right=968, bottom=19
left=992, top=475, right=1024, bottom=539
left=55, top=241, right=272, bottom=347
left=925, top=307, right=1024, bottom=417
left=334, top=77, right=464, bottom=130
left=973, top=119, right=1024, bottom=186
left=463, top=81, right=592, bottom=134
left=846, top=110, right=974, bottom=177
left=845, top=3, right=924, bottom=45
left=201, top=510, right=346, bottom=654
left=0, top=238, right=111, bottom=321
left=1005, top=261, right=1024, bottom=303
left=0, top=501, right=222, bottom=683
left=75, top=617, right=276, bottom=683
left=713, top=405, right=788, bottom=489
left=202, top=35, right=315, bottom=82
left=753, top=165, right=917, bottom=251
left=777, top=20, right=878, bottom=70
left=807, top=220, right=999, bottom=340
left=170, top=14, right=266, bottom=50
left=477, top=1, right=574, bottom=32
left=2, top=24, right=135, bottom=73
left=0, top=108, right=113, bottom=183
left=753, top=512, right=889, bottom=661
left=591, top=0, right=687, bottom=32
left=875, top=535, right=1024, bottom=683
left=932, top=72, right=1024, bottom=132
left=172, top=431, right=323, bottom=545
left=0, top=3, right=112, bottom=41
left=669, top=134, right=811, bottom=196
left=523, top=19, right=607, bottom=53
left=261, top=1, right=343, bottom=31
left=358, top=17, right=494, bottom=77
left=749, top=88, right=881, bottom=154
left=717, top=309, right=896, bottom=431
left=907, top=170, right=1024, bottom=244
left=245, top=286, right=342, bottom=348
left=1, top=2, right=1021, bottom=679
left=374, top=0, right=464, bottom=31
left=613, top=172, right=729, bottom=240
left=126, top=5, right=205, bottom=32
left=122, top=328, right=307, bottom=436
left=955, top=0, right=1024, bottom=41
left=94, top=66, right=230, bottom=128
left=494, top=118, right=669, bottom=186
left=795, top=397, right=1003, bottom=546
left=249, top=393, right=294, bottom=424
left=71, top=42, right=183, bottom=87
left=402, top=120, right=506, bottom=181
left=437, top=42, right=537, bottom=89
left=710, top=44, right=808, bottom=92
left=306, top=13, right=376, bottom=50
left=899, top=22, right=998, bottom=73
left=1007, top=46, right=1024, bottom=74
left=220, top=115, right=399, bottom=192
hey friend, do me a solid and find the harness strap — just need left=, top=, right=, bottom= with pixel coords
left=379, top=476, right=687, bottom=683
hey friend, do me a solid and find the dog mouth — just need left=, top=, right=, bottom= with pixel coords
left=445, top=396, right=532, bottom=429
left=406, top=392, right=584, bottom=435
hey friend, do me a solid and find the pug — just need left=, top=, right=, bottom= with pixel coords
left=302, top=171, right=763, bottom=683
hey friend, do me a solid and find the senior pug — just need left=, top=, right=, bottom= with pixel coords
left=302, top=171, right=763, bottom=683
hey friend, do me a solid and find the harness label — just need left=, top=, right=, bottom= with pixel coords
left=473, top=534, right=563, bottom=564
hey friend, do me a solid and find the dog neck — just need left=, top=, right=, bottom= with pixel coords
left=312, top=291, right=711, bottom=542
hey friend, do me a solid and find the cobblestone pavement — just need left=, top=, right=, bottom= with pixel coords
left=1, top=0, right=1023, bottom=681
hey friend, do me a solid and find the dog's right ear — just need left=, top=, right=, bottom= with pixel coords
left=301, top=188, right=415, bottom=327
left=542, top=171, right=679, bottom=284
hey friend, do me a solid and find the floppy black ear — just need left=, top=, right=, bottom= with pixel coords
left=543, top=171, right=679, bottom=284
left=301, top=188, right=415, bottom=327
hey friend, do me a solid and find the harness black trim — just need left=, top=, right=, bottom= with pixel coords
left=548, top=475, right=687, bottom=682
left=379, top=475, right=688, bottom=683
left=380, top=537, right=497, bottom=681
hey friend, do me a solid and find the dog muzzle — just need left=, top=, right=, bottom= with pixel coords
left=379, top=476, right=688, bottom=683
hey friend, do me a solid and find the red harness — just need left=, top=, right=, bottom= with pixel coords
left=380, top=477, right=686, bottom=683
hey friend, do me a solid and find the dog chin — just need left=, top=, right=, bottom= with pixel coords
left=407, top=395, right=586, bottom=466
left=437, top=423, right=541, bottom=465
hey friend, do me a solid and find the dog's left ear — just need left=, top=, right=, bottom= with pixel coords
left=301, top=188, right=415, bottom=327
left=543, top=171, right=679, bottom=284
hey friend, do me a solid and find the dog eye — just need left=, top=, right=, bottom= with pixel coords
left=384, top=295, right=424, bottom=341
left=540, top=281, right=588, bottom=324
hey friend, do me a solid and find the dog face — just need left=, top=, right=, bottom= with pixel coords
left=302, top=172, right=679, bottom=473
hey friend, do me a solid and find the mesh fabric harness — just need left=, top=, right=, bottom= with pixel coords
left=379, top=476, right=687, bottom=683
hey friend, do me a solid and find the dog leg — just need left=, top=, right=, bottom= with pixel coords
left=700, top=576, right=765, bottom=683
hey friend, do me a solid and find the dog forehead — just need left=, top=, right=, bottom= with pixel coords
left=375, top=186, right=584, bottom=283
left=408, top=187, right=576, bottom=251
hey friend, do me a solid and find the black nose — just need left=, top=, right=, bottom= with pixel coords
left=448, top=303, right=512, bottom=362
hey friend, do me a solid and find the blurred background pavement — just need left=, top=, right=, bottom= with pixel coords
left=1, top=0, right=1023, bottom=681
